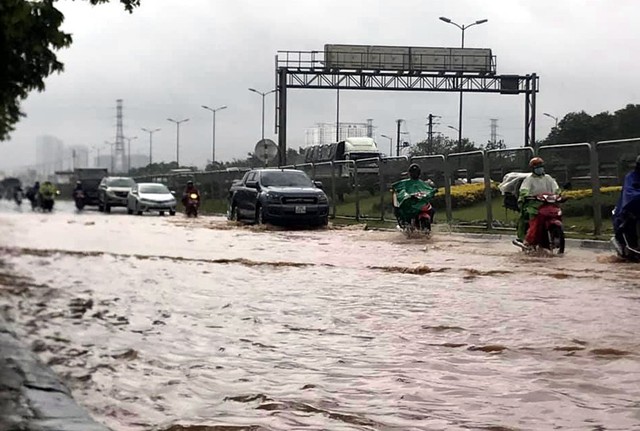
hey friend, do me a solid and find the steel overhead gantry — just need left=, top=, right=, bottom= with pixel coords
left=275, top=50, right=539, bottom=166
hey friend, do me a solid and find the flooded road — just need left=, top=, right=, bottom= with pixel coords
left=1, top=201, right=639, bottom=430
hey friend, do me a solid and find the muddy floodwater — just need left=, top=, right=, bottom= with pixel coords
left=1, top=201, right=640, bottom=430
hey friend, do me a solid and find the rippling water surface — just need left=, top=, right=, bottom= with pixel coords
left=1, top=203, right=639, bottom=430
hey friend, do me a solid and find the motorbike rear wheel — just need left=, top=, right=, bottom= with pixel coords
left=548, top=225, right=565, bottom=254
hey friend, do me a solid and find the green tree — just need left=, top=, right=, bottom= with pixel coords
left=0, top=0, right=140, bottom=141
left=483, top=139, right=506, bottom=151
left=411, top=135, right=478, bottom=156
left=541, top=104, right=640, bottom=145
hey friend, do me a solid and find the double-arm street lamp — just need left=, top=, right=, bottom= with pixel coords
left=439, top=16, right=488, bottom=151
left=141, top=127, right=160, bottom=166
left=248, top=88, right=276, bottom=141
left=380, top=134, right=393, bottom=157
left=201, top=105, right=227, bottom=165
left=167, top=118, right=189, bottom=167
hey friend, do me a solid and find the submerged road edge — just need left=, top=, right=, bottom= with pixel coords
left=0, top=315, right=110, bottom=431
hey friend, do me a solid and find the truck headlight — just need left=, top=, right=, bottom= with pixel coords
left=317, top=194, right=328, bottom=203
left=266, top=193, right=281, bottom=202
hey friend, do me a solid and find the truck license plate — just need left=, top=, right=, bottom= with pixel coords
left=295, top=205, right=307, bottom=214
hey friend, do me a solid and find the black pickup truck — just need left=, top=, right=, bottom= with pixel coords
left=227, top=169, right=329, bottom=226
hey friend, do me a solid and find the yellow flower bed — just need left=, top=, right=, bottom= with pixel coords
left=563, top=186, right=621, bottom=200
left=435, top=182, right=499, bottom=207
left=432, top=183, right=621, bottom=207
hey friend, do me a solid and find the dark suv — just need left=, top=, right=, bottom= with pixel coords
left=228, top=169, right=329, bottom=226
left=98, top=177, right=136, bottom=213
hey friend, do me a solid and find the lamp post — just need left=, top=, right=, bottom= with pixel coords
left=543, top=112, right=558, bottom=128
left=439, top=16, right=488, bottom=152
left=248, top=88, right=276, bottom=141
left=105, top=141, right=115, bottom=173
left=380, top=134, right=393, bottom=157
left=167, top=118, right=189, bottom=167
left=125, top=136, right=137, bottom=174
left=141, top=128, right=160, bottom=166
left=202, top=105, right=227, bottom=165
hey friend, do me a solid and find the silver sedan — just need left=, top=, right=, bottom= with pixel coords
left=127, top=183, right=176, bottom=216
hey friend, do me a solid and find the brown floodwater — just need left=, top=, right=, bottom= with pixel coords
left=1, top=201, right=639, bottom=430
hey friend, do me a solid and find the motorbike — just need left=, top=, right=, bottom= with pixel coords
left=611, top=184, right=640, bottom=261
left=14, top=189, right=23, bottom=206
left=39, top=191, right=55, bottom=212
left=391, top=179, right=437, bottom=237
left=74, top=190, right=86, bottom=211
left=184, top=192, right=200, bottom=218
left=514, top=193, right=567, bottom=254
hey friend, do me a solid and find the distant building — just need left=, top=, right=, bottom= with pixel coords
left=305, top=122, right=374, bottom=147
left=36, top=135, right=64, bottom=176
left=65, top=145, right=90, bottom=170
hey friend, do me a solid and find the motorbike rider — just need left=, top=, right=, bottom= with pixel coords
left=514, top=157, right=561, bottom=248
left=612, top=155, right=640, bottom=255
left=26, top=181, right=40, bottom=206
left=395, top=163, right=436, bottom=222
left=39, top=181, right=57, bottom=200
left=181, top=180, right=200, bottom=206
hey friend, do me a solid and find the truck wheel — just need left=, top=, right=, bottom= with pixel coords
left=104, top=203, right=111, bottom=213
left=229, top=203, right=239, bottom=221
left=256, top=205, right=265, bottom=225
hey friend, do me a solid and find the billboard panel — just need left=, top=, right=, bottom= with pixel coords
left=367, top=46, right=410, bottom=70
left=324, top=44, right=495, bottom=74
left=324, top=44, right=368, bottom=69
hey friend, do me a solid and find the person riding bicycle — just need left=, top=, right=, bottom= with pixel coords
left=513, top=157, right=561, bottom=248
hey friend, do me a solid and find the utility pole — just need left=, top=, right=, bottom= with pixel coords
left=396, top=119, right=404, bottom=156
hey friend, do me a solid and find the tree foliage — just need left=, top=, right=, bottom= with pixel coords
left=410, top=135, right=479, bottom=156
left=0, top=0, right=140, bottom=141
left=542, top=104, right=640, bottom=145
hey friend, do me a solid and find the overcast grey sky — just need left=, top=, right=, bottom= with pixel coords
left=2, top=0, right=639, bottom=171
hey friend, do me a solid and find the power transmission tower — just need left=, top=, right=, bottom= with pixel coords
left=490, top=118, right=498, bottom=146
left=114, top=99, right=125, bottom=173
left=427, top=114, right=441, bottom=147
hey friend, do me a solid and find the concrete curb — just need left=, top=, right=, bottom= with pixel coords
left=0, top=316, right=110, bottom=431
left=435, top=231, right=613, bottom=251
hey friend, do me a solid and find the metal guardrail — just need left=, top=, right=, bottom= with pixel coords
left=131, top=139, right=640, bottom=236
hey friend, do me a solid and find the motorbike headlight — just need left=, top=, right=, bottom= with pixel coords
left=189, top=193, right=198, bottom=199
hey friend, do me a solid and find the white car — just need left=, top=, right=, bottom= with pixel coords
left=127, top=182, right=176, bottom=216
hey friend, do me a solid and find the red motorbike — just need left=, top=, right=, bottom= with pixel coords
left=522, top=193, right=567, bottom=254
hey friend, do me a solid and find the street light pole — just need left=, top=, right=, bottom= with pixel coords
left=105, top=141, right=115, bottom=173
left=167, top=118, right=189, bottom=167
left=380, top=134, right=393, bottom=157
left=543, top=112, right=558, bottom=128
left=125, top=136, right=137, bottom=174
left=202, top=105, right=227, bottom=165
left=248, top=88, right=276, bottom=141
left=439, top=16, right=488, bottom=152
left=141, top=128, right=160, bottom=166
